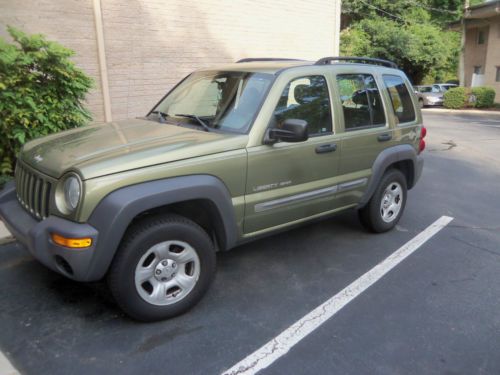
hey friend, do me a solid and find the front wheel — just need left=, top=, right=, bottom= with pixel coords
left=359, top=169, right=407, bottom=233
left=108, top=214, right=216, bottom=321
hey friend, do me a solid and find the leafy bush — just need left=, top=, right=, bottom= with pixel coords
left=0, top=26, right=93, bottom=175
left=444, top=87, right=467, bottom=109
left=471, top=87, right=496, bottom=108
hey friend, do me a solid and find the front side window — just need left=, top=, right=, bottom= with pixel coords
left=336, top=74, right=386, bottom=130
left=152, top=71, right=273, bottom=133
left=383, top=75, right=416, bottom=124
left=272, top=75, right=332, bottom=135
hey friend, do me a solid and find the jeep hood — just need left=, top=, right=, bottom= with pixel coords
left=21, top=118, right=248, bottom=179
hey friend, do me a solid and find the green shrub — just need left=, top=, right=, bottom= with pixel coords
left=443, top=87, right=467, bottom=109
left=471, top=87, right=496, bottom=108
left=0, top=26, right=93, bottom=176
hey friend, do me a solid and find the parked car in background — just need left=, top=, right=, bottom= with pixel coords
left=415, top=83, right=457, bottom=107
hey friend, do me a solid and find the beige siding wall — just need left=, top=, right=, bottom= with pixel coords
left=464, top=26, right=489, bottom=87
left=1, top=0, right=339, bottom=121
left=464, top=17, right=500, bottom=101
left=484, top=16, right=500, bottom=100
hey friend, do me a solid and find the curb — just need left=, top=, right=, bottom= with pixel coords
left=422, top=108, right=500, bottom=117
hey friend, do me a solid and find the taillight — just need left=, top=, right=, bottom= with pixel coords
left=418, top=126, right=427, bottom=154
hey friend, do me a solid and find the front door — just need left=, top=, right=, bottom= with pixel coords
left=244, top=75, right=341, bottom=235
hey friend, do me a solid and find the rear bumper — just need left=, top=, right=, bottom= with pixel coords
left=0, top=181, right=100, bottom=281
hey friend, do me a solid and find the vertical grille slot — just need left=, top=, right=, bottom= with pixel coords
left=14, top=162, right=52, bottom=220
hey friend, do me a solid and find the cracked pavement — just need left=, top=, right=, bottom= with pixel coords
left=1, top=110, right=500, bottom=375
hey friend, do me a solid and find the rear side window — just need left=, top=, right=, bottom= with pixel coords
left=383, top=75, right=416, bottom=124
left=336, top=74, right=386, bottom=131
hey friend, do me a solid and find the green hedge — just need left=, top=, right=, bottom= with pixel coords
left=444, top=86, right=497, bottom=109
left=443, top=87, right=467, bottom=109
left=471, top=87, right=496, bottom=108
left=0, top=26, right=93, bottom=176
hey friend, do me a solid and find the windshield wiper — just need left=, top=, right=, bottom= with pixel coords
left=174, top=113, right=211, bottom=132
left=150, top=110, right=170, bottom=123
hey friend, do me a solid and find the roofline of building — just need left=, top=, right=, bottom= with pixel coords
left=465, top=0, right=500, bottom=19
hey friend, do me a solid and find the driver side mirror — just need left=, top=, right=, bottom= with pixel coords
left=265, top=119, right=309, bottom=144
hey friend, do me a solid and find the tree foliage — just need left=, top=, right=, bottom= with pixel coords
left=0, top=26, right=93, bottom=175
left=340, top=0, right=473, bottom=84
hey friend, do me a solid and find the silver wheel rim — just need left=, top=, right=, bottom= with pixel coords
left=134, top=240, right=200, bottom=306
left=380, top=181, right=403, bottom=223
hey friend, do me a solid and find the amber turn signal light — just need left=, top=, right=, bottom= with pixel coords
left=51, top=233, right=92, bottom=248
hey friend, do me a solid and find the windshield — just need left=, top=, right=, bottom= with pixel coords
left=417, top=86, right=432, bottom=93
left=151, top=71, right=274, bottom=134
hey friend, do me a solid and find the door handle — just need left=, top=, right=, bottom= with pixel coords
left=315, top=143, right=337, bottom=154
left=377, top=133, right=392, bottom=142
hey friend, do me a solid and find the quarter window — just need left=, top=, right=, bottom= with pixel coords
left=272, top=75, right=332, bottom=135
left=336, top=74, right=386, bottom=130
left=382, top=75, right=416, bottom=124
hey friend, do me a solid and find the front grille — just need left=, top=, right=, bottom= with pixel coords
left=14, top=162, right=52, bottom=219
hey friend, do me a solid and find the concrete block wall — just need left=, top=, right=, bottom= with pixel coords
left=1, top=0, right=339, bottom=122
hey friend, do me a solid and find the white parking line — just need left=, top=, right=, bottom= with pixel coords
left=0, top=351, right=19, bottom=375
left=0, top=221, right=11, bottom=240
left=222, top=215, right=454, bottom=375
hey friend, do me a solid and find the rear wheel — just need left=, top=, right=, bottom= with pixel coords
left=108, top=214, right=216, bottom=321
left=359, top=169, right=407, bottom=233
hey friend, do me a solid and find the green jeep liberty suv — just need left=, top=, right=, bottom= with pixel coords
left=0, top=57, right=426, bottom=321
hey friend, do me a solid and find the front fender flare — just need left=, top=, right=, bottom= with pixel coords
left=85, top=175, right=238, bottom=280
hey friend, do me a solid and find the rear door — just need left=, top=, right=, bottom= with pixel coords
left=334, top=72, right=395, bottom=207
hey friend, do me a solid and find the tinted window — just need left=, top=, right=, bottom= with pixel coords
left=383, top=75, right=416, bottom=124
left=336, top=74, right=386, bottom=130
left=272, top=75, right=332, bottom=135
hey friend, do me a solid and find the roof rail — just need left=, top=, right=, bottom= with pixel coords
left=315, top=56, right=398, bottom=69
left=236, top=58, right=304, bottom=63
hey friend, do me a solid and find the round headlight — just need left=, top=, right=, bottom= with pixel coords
left=63, top=176, right=81, bottom=211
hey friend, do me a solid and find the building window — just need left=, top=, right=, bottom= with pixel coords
left=496, top=67, right=500, bottom=82
left=474, top=66, right=483, bottom=75
left=477, top=29, right=486, bottom=44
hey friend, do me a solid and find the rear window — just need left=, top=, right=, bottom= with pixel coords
left=383, top=75, right=416, bottom=124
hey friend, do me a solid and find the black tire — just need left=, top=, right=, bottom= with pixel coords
left=359, top=169, right=407, bottom=233
left=418, top=98, right=424, bottom=108
left=108, top=214, right=216, bottom=322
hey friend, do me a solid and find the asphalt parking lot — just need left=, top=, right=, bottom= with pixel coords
left=1, top=109, right=500, bottom=375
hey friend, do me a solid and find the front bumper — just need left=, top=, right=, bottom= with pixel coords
left=424, top=98, right=443, bottom=106
left=0, top=181, right=99, bottom=281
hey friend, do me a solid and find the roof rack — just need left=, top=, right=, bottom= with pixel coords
left=236, top=58, right=304, bottom=63
left=314, top=56, right=398, bottom=69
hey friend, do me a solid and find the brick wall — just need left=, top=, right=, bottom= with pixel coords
left=1, top=0, right=339, bottom=121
